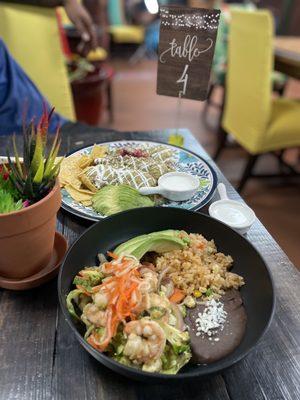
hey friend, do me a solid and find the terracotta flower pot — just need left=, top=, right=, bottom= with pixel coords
left=0, top=181, right=61, bottom=279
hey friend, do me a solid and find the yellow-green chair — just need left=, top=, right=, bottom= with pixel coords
left=218, top=10, right=300, bottom=191
left=108, top=25, right=144, bottom=44
left=0, top=2, right=75, bottom=120
left=107, top=0, right=144, bottom=45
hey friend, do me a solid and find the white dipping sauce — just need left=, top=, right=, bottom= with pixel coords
left=213, top=203, right=250, bottom=225
left=140, top=172, right=199, bottom=201
left=161, top=175, right=197, bottom=191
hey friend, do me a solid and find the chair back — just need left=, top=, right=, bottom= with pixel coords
left=222, top=10, right=273, bottom=154
left=107, top=0, right=125, bottom=26
left=0, top=3, right=75, bottom=120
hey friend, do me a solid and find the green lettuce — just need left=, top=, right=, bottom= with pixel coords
left=161, top=343, right=191, bottom=374
left=73, top=269, right=103, bottom=291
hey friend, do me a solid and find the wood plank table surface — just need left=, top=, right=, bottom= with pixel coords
left=274, top=36, right=300, bottom=79
left=0, top=127, right=300, bottom=400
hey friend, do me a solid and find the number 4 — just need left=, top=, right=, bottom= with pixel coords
left=176, top=64, right=189, bottom=95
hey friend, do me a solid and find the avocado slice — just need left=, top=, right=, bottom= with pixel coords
left=114, top=230, right=189, bottom=260
left=114, top=230, right=180, bottom=256
left=130, top=236, right=187, bottom=260
left=92, top=185, right=154, bottom=216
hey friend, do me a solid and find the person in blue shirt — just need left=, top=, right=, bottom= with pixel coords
left=0, top=0, right=98, bottom=135
left=0, top=39, right=66, bottom=135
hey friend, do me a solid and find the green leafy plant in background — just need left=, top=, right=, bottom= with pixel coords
left=0, top=165, right=24, bottom=214
left=5, top=106, right=62, bottom=203
left=0, top=189, right=22, bottom=214
left=68, top=58, right=95, bottom=83
left=0, top=166, right=19, bottom=199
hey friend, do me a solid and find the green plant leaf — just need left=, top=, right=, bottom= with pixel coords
left=44, top=129, right=61, bottom=178
left=47, top=157, right=62, bottom=181
left=5, top=105, right=61, bottom=203
left=6, top=172, right=24, bottom=195
left=0, top=189, right=23, bottom=214
left=23, top=174, right=34, bottom=200
left=23, top=123, right=32, bottom=171
left=29, top=122, right=36, bottom=162
left=12, top=135, right=24, bottom=179
left=30, top=130, right=44, bottom=176
left=33, top=159, right=45, bottom=184
left=0, top=165, right=21, bottom=200
left=6, top=149, right=24, bottom=188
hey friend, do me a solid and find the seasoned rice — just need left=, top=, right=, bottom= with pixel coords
left=155, top=233, right=244, bottom=297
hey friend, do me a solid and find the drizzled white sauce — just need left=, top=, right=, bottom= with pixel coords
left=87, top=165, right=153, bottom=189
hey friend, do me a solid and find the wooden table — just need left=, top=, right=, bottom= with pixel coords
left=274, top=36, right=300, bottom=79
left=0, top=127, right=300, bottom=400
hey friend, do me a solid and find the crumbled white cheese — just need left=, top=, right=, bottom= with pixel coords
left=195, top=299, right=227, bottom=337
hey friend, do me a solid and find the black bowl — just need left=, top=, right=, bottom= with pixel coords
left=58, top=207, right=274, bottom=382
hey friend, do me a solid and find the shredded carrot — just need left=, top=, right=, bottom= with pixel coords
left=75, top=285, right=92, bottom=296
left=88, top=329, right=112, bottom=352
left=169, top=288, right=185, bottom=303
left=88, top=255, right=143, bottom=352
left=107, top=251, right=119, bottom=259
left=87, top=334, right=99, bottom=349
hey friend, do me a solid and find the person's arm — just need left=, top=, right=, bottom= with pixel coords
left=64, top=0, right=97, bottom=48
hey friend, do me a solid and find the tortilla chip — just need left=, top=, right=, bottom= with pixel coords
left=81, top=200, right=93, bottom=207
left=78, top=155, right=93, bottom=169
left=59, top=155, right=82, bottom=189
left=79, top=172, right=98, bottom=192
left=59, top=146, right=107, bottom=190
left=90, top=145, right=107, bottom=161
left=65, top=184, right=94, bottom=204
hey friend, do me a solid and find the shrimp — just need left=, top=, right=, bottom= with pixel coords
left=139, top=267, right=158, bottom=293
left=149, top=293, right=170, bottom=309
left=82, top=303, right=107, bottom=327
left=132, top=292, right=171, bottom=317
left=130, top=268, right=158, bottom=315
left=147, top=293, right=172, bottom=323
left=123, top=318, right=166, bottom=365
left=92, top=290, right=108, bottom=310
left=131, top=292, right=150, bottom=315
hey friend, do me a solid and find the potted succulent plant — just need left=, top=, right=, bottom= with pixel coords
left=0, top=108, right=62, bottom=280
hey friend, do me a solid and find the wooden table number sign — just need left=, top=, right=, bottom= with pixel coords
left=157, top=6, right=220, bottom=101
